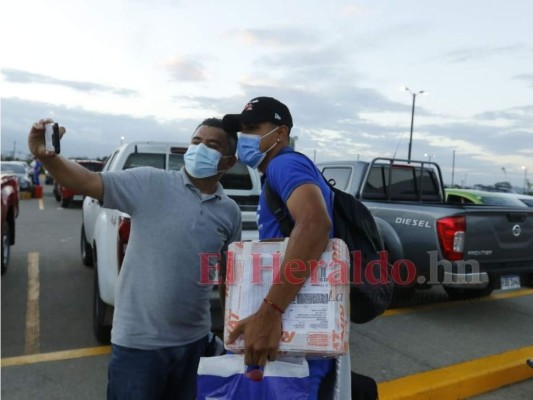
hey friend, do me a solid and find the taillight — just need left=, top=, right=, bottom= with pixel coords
left=117, top=216, right=131, bottom=270
left=436, top=216, right=465, bottom=261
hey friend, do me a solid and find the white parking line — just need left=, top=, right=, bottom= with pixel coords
left=24, top=252, right=40, bottom=355
left=38, top=198, right=44, bottom=210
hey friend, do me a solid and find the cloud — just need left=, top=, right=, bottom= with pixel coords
left=513, top=73, right=533, bottom=88
left=1, top=97, right=197, bottom=160
left=441, top=44, right=532, bottom=63
left=164, top=57, right=206, bottom=81
left=1, top=69, right=138, bottom=96
left=2, top=94, right=530, bottom=188
left=230, top=27, right=318, bottom=47
left=474, top=105, right=533, bottom=127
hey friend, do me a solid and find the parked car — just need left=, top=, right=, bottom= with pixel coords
left=445, top=188, right=529, bottom=208
left=53, top=160, right=104, bottom=207
left=1, top=174, right=19, bottom=274
left=1, top=161, right=33, bottom=192
left=315, top=158, right=533, bottom=301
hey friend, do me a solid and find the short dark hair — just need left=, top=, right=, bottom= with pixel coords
left=196, top=117, right=237, bottom=156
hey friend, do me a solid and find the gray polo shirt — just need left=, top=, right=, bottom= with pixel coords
left=102, top=167, right=241, bottom=350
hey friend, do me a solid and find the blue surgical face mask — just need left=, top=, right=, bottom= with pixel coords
left=237, top=126, right=279, bottom=169
left=184, top=143, right=226, bottom=178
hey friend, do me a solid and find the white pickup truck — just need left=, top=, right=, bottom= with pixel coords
left=81, top=141, right=260, bottom=342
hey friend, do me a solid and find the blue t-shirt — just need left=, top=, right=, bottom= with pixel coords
left=258, top=147, right=336, bottom=397
left=258, top=147, right=334, bottom=239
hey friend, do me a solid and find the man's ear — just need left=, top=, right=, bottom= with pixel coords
left=278, top=125, right=291, bottom=143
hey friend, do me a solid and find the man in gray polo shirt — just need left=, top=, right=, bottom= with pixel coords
left=28, top=117, right=241, bottom=400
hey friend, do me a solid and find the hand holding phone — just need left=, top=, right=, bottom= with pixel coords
left=44, top=122, right=61, bottom=154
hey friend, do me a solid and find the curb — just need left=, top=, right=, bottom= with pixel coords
left=378, top=346, right=533, bottom=399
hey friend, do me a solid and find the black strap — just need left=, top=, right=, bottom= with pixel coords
left=263, top=182, right=293, bottom=237
left=263, top=150, right=320, bottom=237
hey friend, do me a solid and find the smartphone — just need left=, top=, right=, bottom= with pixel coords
left=44, top=122, right=61, bottom=154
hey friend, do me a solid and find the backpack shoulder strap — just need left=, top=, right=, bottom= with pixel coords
left=263, top=180, right=293, bottom=236
left=262, top=150, right=310, bottom=237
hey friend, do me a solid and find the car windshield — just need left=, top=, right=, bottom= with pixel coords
left=1, top=163, right=26, bottom=174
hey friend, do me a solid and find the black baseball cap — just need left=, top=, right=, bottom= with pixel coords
left=222, top=97, right=293, bottom=133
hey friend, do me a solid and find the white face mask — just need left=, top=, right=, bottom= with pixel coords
left=184, top=143, right=227, bottom=178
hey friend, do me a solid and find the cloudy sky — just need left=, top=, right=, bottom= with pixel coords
left=2, top=0, right=532, bottom=188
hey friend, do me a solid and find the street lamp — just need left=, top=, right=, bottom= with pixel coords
left=401, top=87, right=427, bottom=162
left=120, top=136, right=125, bottom=145
left=522, top=166, right=528, bottom=194
left=424, top=153, right=435, bottom=163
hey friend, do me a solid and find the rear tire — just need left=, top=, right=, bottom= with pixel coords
left=93, top=261, right=112, bottom=343
left=61, top=193, right=70, bottom=208
left=53, top=185, right=61, bottom=202
left=80, top=225, right=93, bottom=267
left=1, top=222, right=11, bottom=275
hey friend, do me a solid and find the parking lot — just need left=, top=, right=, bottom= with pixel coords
left=2, top=185, right=532, bottom=399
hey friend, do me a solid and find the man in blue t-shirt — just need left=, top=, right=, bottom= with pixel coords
left=223, top=97, right=335, bottom=399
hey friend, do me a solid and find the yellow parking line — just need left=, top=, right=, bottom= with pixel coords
left=38, top=198, right=44, bottom=210
left=24, top=252, right=40, bottom=355
left=1, top=346, right=111, bottom=367
left=383, top=288, right=533, bottom=317
left=378, top=346, right=533, bottom=400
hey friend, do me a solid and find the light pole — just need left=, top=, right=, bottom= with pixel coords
left=424, top=153, right=435, bottom=163
left=120, top=136, right=125, bottom=145
left=451, top=150, right=456, bottom=187
left=522, top=166, right=528, bottom=194
left=401, top=87, right=426, bottom=162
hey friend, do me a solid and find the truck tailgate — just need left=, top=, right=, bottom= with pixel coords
left=464, top=208, right=533, bottom=263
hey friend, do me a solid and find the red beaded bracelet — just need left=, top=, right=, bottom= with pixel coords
left=263, top=298, right=284, bottom=314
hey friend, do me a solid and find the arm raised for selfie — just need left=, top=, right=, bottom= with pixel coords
left=28, top=119, right=104, bottom=201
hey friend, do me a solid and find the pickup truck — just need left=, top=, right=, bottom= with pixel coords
left=81, top=141, right=261, bottom=342
left=1, top=174, right=19, bottom=274
left=316, top=158, right=533, bottom=299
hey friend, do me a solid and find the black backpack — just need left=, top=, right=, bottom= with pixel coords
left=263, top=152, right=393, bottom=324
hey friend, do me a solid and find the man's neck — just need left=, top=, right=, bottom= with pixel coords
left=259, top=144, right=290, bottom=174
left=184, top=170, right=219, bottom=194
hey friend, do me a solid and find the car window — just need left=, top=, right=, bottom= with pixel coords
left=447, top=194, right=474, bottom=204
left=169, top=154, right=185, bottom=171
left=123, top=153, right=166, bottom=170
left=389, top=167, right=417, bottom=197
left=220, top=161, right=253, bottom=190
left=415, top=169, right=440, bottom=195
left=321, top=167, right=352, bottom=191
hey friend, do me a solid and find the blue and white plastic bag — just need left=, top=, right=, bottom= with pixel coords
left=197, top=354, right=310, bottom=400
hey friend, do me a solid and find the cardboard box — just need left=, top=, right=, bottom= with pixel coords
left=224, top=238, right=350, bottom=356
